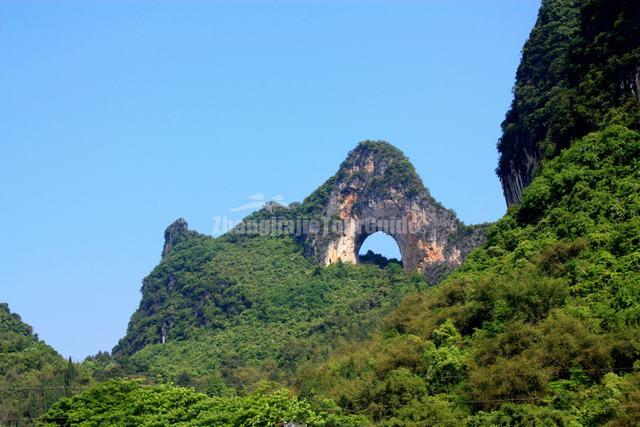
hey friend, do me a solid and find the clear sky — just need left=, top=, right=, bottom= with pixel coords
left=0, top=0, right=541, bottom=360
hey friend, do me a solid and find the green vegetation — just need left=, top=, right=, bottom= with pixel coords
left=296, top=124, right=640, bottom=426
left=42, top=123, right=640, bottom=424
left=111, top=234, right=426, bottom=390
left=42, top=379, right=364, bottom=426
left=359, top=250, right=403, bottom=269
left=497, top=0, right=640, bottom=201
left=0, top=303, right=90, bottom=425
left=302, top=140, right=431, bottom=215
left=3, top=0, right=639, bottom=424
left=343, top=140, right=427, bottom=199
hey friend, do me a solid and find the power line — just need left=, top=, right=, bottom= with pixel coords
left=2, top=386, right=77, bottom=392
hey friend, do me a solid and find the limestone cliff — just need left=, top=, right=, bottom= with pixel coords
left=497, top=0, right=640, bottom=206
left=299, top=141, right=486, bottom=282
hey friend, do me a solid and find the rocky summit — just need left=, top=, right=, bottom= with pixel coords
left=299, top=141, right=486, bottom=282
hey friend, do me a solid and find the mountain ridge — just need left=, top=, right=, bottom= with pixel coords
left=110, top=141, right=483, bottom=385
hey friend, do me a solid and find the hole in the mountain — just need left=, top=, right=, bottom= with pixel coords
left=358, top=231, right=403, bottom=268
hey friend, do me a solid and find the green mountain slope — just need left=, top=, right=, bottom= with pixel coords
left=112, top=229, right=426, bottom=389
left=0, top=303, right=89, bottom=424
left=298, top=123, right=640, bottom=425
left=292, top=0, right=640, bottom=424
left=110, top=140, right=480, bottom=390
left=497, top=0, right=640, bottom=205
left=27, top=0, right=640, bottom=425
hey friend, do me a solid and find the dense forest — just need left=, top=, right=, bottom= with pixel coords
left=298, top=123, right=640, bottom=425
left=111, top=233, right=425, bottom=388
left=2, top=0, right=640, bottom=425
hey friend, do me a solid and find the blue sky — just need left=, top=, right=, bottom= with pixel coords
left=0, top=0, right=541, bottom=360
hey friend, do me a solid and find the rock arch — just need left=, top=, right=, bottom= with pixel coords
left=301, top=141, right=485, bottom=282
left=357, top=230, right=402, bottom=263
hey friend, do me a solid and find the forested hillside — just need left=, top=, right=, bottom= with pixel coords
left=298, top=124, right=640, bottom=425
left=0, top=304, right=89, bottom=424
left=290, top=0, right=640, bottom=424
left=111, top=226, right=426, bottom=390
left=4, top=0, right=640, bottom=425
left=41, top=379, right=365, bottom=426
left=108, top=139, right=481, bottom=391
left=497, top=0, right=639, bottom=204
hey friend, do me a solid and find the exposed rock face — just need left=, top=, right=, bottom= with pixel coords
left=499, top=147, right=542, bottom=207
left=496, top=0, right=580, bottom=207
left=301, top=141, right=486, bottom=282
left=162, top=218, right=191, bottom=258
left=497, top=0, right=640, bottom=206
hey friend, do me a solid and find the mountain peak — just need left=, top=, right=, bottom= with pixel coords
left=300, top=141, right=486, bottom=282
left=162, top=218, right=190, bottom=258
left=337, top=140, right=425, bottom=198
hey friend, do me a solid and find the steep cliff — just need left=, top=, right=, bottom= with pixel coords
left=497, top=0, right=640, bottom=205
